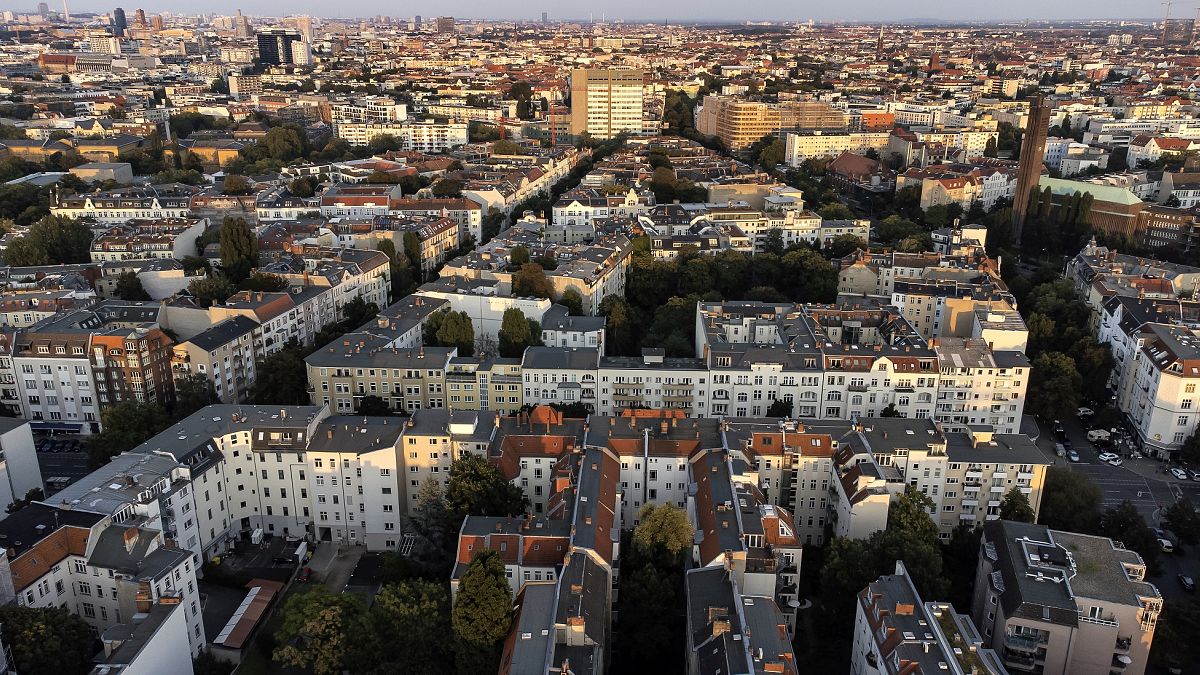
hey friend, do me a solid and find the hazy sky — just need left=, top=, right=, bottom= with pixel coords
left=54, top=0, right=1166, bottom=22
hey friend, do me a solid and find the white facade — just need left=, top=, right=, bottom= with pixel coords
left=0, top=420, right=42, bottom=516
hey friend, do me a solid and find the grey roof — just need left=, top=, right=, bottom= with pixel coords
left=982, top=520, right=1081, bottom=627
left=521, top=346, right=600, bottom=370
left=0, top=417, right=31, bottom=435
left=0, top=502, right=104, bottom=559
left=685, top=566, right=752, bottom=675
left=1052, top=530, right=1160, bottom=606
left=92, top=603, right=183, bottom=674
left=51, top=453, right=184, bottom=515
left=308, top=416, right=406, bottom=455
left=185, top=315, right=260, bottom=351
left=944, top=433, right=1050, bottom=465
left=130, top=405, right=324, bottom=465
left=539, top=304, right=606, bottom=333
left=506, top=582, right=557, bottom=674
left=551, top=552, right=610, bottom=675
left=87, top=526, right=190, bottom=582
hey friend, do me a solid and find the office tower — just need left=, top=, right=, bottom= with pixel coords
left=234, top=9, right=250, bottom=38
left=295, top=15, right=313, bottom=42
left=133, top=8, right=145, bottom=26
left=86, top=29, right=121, bottom=54
left=290, top=39, right=312, bottom=66
left=150, top=14, right=161, bottom=31
left=542, top=11, right=549, bottom=23
left=414, top=15, right=422, bottom=28
left=37, top=2, right=49, bottom=15
left=436, top=16, right=455, bottom=33
left=1011, top=94, right=1051, bottom=245
left=256, top=28, right=301, bottom=65
left=568, top=68, right=648, bottom=140
left=112, top=7, right=126, bottom=36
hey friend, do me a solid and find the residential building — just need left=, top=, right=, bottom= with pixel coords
left=696, top=95, right=848, bottom=153
left=0, top=418, right=42, bottom=517
left=972, top=520, right=1161, bottom=675
left=568, top=69, right=649, bottom=140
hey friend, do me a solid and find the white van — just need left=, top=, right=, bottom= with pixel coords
left=1087, top=429, right=1111, bottom=442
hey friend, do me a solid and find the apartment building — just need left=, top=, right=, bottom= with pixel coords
left=1118, top=323, right=1200, bottom=458
left=444, top=357, right=524, bottom=416
left=853, top=561, right=1007, bottom=675
left=51, top=185, right=197, bottom=223
left=684, top=565, right=799, bottom=675
left=972, top=520, right=1161, bottom=675
left=330, top=97, right=408, bottom=125
left=568, top=68, right=648, bottom=140
left=696, top=95, right=848, bottom=152
left=12, top=313, right=103, bottom=433
left=92, top=600, right=195, bottom=675
left=783, top=130, right=891, bottom=166
left=390, top=198, right=484, bottom=243
left=88, top=218, right=206, bottom=263
left=552, top=186, right=656, bottom=230
left=170, top=316, right=264, bottom=403
left=333, top=121, right=467, bottom=152
left=0, top=418, right=43, bottom=516
left=304, top=343, right=455, bottom=414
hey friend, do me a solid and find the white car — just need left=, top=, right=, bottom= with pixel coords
left=1098, top=453, right=1122, bottom=466
left=1087, top=429, right=1112, bottom=442
left=1172, top=467, right=1190, bottom=480
left=1077, top=407, right=1095, bottom=417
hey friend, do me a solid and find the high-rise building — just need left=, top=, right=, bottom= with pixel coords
left=290, top=39, right=312, bottom=66
left=37, top=2, right=49, bottom=15
left=234, top=9, right=251, bottom=38
left=568, top=68, right=648, bottom=140
left=86, top=29, right=121, bottom=54
left=1164, top=18, right=1196, bottom=44
left=695, top=94, right=849, bottom=152
left=133, top=7, right=145, bottom=26
left=256, top=28, right=301, bottom=66
left=436, top=16, right=455, bottom=33
left=295, top=15, right=313, bottom=42
left=541, top=11, right=549, bottom=23
left=1011, top=94, right=1051, bottom=244
left=112, top=7, right=126, bottom=36
left=150, top=14, right=162, bottom=31
left=414, top=15, right=422, bottom=29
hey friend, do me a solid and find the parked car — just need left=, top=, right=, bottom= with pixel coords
left=297, top=567, right=311, bottom=582
left=1098, top=453, right=1122, bottom=467
left=1191, top=469, right=1200, bottom=482
left=272, top=556, right=296, bottom=566
left=1068, top=450, right=1080, bottom=463
left=1180, top=574, right=1195, bottom=592
left=1054, top=422, right=1066, bottom=439
left=1160, top=538, right=1176, bottom=553
left=1172, top=467, right=1190, bottom=481
left=1077, top=407, right=1095, bottom=418
left=1087, top=429, right=1112, bottom=443
left=1054, top=443, right=1066, bottom=457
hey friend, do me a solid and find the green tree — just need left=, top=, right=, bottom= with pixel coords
left=173, top=373, right=218, bottom=419
left=2, top=214, right=93, bottom=266
left=239, top=272, right=288, bottom=292
left=512, top=263, right=554, bottom=299
left=762, top=228, right=785, bottom=255
left=217, top=216, right=258, bottom=282
left=91, top=402, right=171, bottom=466
left=288, top=176, right=318, bottom=197
left=272, top=587, right=369, bottom=675
left=377, top=239, right=415, bottom=300
left=452, top=549, right=514, bottom=675
left=221, top=173, right=253, bottom=195
left=999, top=487, right=1036, bottom=522
left=370, top=580, right=453, bottom=673
left=341, top=295, right=379, bottom=329
left=824, top=234, right=866, bottom=259
left=260, top=125, right=307, bottom=162
left=401, top=477, right=453, bottom=575
left=113, top=271, right=150, bottom=300
left=446, top=453, right=529, bottom=519
left=186, top=275, right=237, bottom=307
left=498, top=308, right=535, bottom=358
left=1038, top=467, right=1101, bottom=533
left=599, top=295, right=638, bottom=356
left=1028, top=351, right=1082, bottom=422
left=0, top=606, right=95, bottom=675
left=559, top=288, right=584, bottom=316
left=435, top=310, right=475, bottom=356
left=632, top=503, right=693, bottom=564
left=5, top=487, right=45, bottom=514
left=780, top=249, right=836, bottom=302
left=818, top=203, right=855, bottom=220
left=1150, top=600, right=1200, bottom=671
left=1182, top=431, right=1200, bottom=468
left=356, top=395, right=392, bottom=416
left=1100, top=501, right=1160, bottom=572
left=888, top=486, right=939, bottom=541
left=766, top=399, right=793, bottom=417
left=251, top=342, right=311, bottom=405
left=192, top=649, right=235, bottom=675
left=983, top=136, right=998, bottom=158
left=1161, top=499, right=1200, bottom=545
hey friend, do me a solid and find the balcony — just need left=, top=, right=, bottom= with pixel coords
left=1003, top=652, right=1038, bottom=672
left=1115, top=636, right=1132, bottom=653
left=966, top=471, right=983, bottom=479
left=1004, top=632, right=1046, bottom=653
left=964, top=483, right=982, bottom=493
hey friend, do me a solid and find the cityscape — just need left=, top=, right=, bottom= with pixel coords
left=1, top=6, right=1200, bottom=675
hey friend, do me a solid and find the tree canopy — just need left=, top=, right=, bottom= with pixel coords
left=999, top=487, right=1036, bottom=523
left=0, top=606, right=95, bottom=675
left=445, top=453, right=529, bottom=519
left=90, top=402, right=171, bottom=467
left=452, top=549, right=513, bottom=674
left=218, top=216, right=258, bottom=282
left=2, top=215, right=92, bottom=266
left=272, top=588, right=369, bottom=675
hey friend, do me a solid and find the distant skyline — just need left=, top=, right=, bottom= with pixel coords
left=38, top=1, right=1171, bottom=23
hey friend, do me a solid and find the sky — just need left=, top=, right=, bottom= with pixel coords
left=51, top=0, right=1167, bottom=23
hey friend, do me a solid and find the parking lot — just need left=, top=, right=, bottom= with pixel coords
left=34, top=436, right=92, bottom=496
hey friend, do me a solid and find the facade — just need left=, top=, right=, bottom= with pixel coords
left=972, top=520, right=1161, bottom=675
left=0, top=418, right=43, bottom=517
left=256, top=28, right=302, bottom=66
left=697, top=95, right=849, bottom=153
left=568, top=69, right=648, bottom=140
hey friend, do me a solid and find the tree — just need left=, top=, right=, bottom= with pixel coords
left=498, top=308, right=536, bottom=358
left=632, top=503, right=693, bottom=564
left=356, top=395, right=392, bottom=416
left=370, top=580, right=453, bottom=674
left=218, top=216, right=258, bottom=282
left=193, top=649, right=235, bottom=675
left=113, top=271, right=150, bottom=300
left=221, top=173, right=253, bottom=195
left=1151, top=600, right=1200, bottom=671
left=240, top=272, right=288, bottom=292
left=186, top=275, right=236, bottom=307
left=1028, top=352, right=1082, bottom=422
left=509, top=245, right=531, bottom=268
left=511, top=263, right=554, bottom=299
left=452, top=549, right=514, bottom=675
left=559, top=288, right=584, bottom=316
left=818, top=203, right=855, bottom=220
left=983, top=136, right=998, bottom=158
left=91, top=402, right=171, bottom=467
left=435, top=310, right=475, bottom=356
left=1099, top=500, right=1160, bottom=572
left=999, top=487, right=1036, bottom=522
left=780, top=249, right=836, bottom=302
left=762, top=228, right=785, bottom=255
left=173, top=373, right=218, bottom=419
left=446, top=453, right=528, bottom=519
left=401, top=477, right=452, bottom=574
left=765, top=399, right=793, bottom=417
left=289, top=175, right=318, bottom=197
left=1038, top=467, right=1101, bottom=533
left=599, top=295, right=637, bottom=356
left=5, top=487, right=45, bottom=514
left=2, top=214, right=93, bottom=266
left=888, top=486, right=939, bottom=541
left=1183, top=432, right=1200, bottom=469
left=272, top=587, right=369, bottom=675
left=0, top=606, right=94, bottom=675
left=341, top=295, right=379, bottom=330
left=824, top=234, right=866, bottom=259
left=251, top=342, right=311, bottom=405
left=1162, top=499, right=1200, bottom=545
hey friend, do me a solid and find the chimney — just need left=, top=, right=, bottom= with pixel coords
left=123, top=527, right=139, bottom=554
left=327, top=429, right=333, bottom=439
left=660, top=420, right=669, bottom=435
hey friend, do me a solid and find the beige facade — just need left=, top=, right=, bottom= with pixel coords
left=568, top=68, right=647, bottom=140
left=696, top=95, right=848, bottom=152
